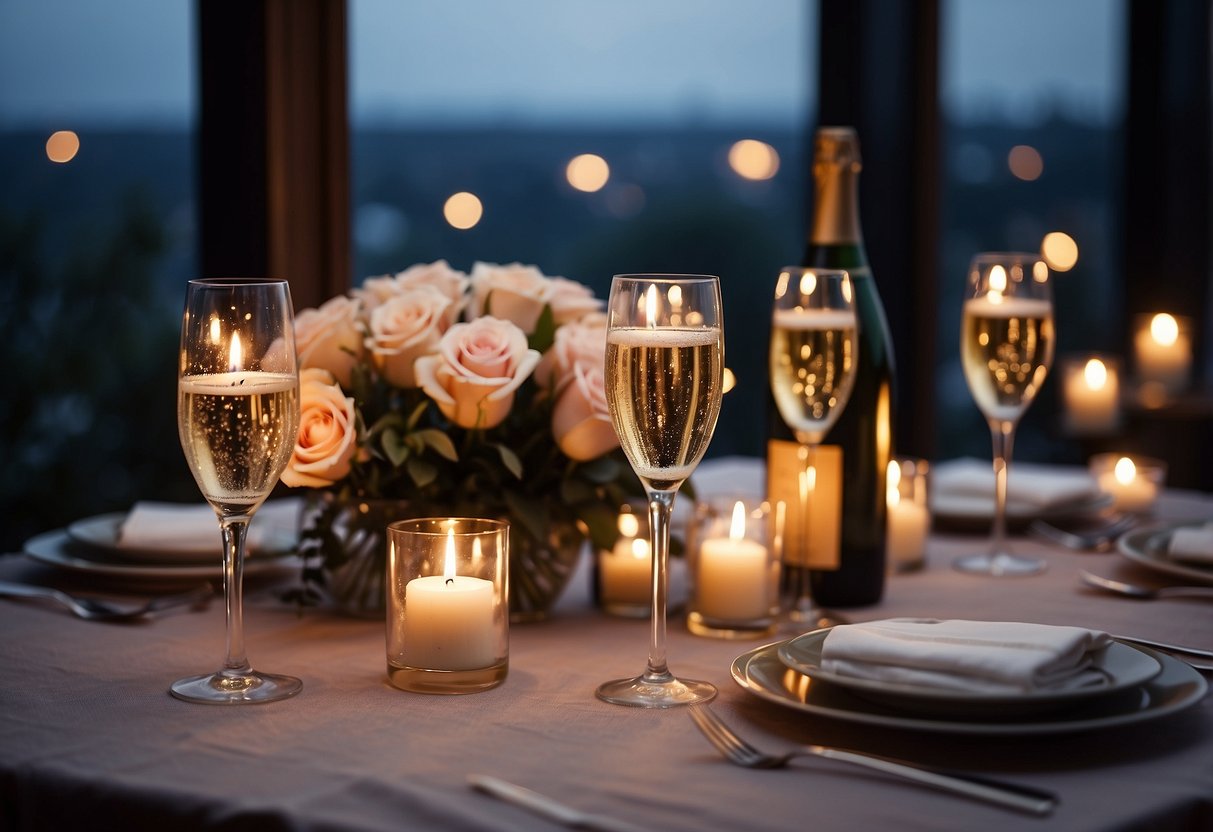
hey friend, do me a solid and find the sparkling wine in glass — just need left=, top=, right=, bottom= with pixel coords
left=769, top=268, right=859, bottom=623
left=955, top=253, right=1055, bottom=576
left=172, top=278, right=301, bottom=704
left=597, top=274, right=724, bottom=708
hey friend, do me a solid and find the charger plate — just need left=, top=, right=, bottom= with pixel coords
left=1118, top=522, right=1213, bottom=586
left=731, top=640, right=1206, bottom=736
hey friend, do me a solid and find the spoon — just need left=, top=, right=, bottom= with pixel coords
left=0, top=581, right=214, bottom=623
left=1079, top=570, right=1213, bottom=601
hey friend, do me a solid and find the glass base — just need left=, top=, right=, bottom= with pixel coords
left=953, top=551, right=1046, bottom=576
left=170, top=668, right=302, bottom=705
left=387, top=660, right=508, bottom=694
left=687, top=611, right=776, bottom=640
left=595, top=671, right=716, bottom=708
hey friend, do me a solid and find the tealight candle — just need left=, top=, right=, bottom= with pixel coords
left=688, top=498, right=777, bottom=639
left=1134, top=313, right=1191, bottom=395
left=1089, top=454, right=1166, bottom=514
left=1060, top=355, right=1121, bottom=436
left=386, top=518, right=508, bottom=694
left=598, top=510, right=651, bottom=616
left=886, top=458, right=930, bottom=572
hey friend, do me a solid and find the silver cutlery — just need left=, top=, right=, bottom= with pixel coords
left=468, top=774, right=653, bottom=832
left=1030, top=515, right=1135, bottom=550
left=1080, top=570, right=1213, bottom=601
left=1114, top=634, right=1213, bottom=663
left=687, top=705, right=1057, bottom=816
left=0, top=581, right=213, bottom=623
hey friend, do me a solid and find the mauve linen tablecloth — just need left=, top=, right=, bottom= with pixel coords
left=1, top=458, right=1212, bottom=832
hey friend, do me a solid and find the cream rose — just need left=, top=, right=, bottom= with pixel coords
left=366, top=286, right=452, bottom=387
left=414, top=316, right=541, bottom=429
left=294, top=295, right=363, bottom=388
left=469, top=261, right=553, bottom=333
left=281, top=369, right=358, bottom=488
left=356, top=260, right=469, bottom=325
left=548, top=276, right=604, bottom=324
left=534, top=313, right=607, bottom=390
left=551, top=363, right=618, bottom=461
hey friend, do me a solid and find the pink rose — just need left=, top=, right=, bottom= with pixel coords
left=534, top=313, right=607, bottom=390
left=357, top=260, right=469, bottom=326
left=414, top=316, right=541, bottom=429
left=469, top=261, right=553, bottom=333
left=548, top=276, right=604, bottom=324
left=551, top=363, right=618, bottom=461
left=281, top=369, right=358, bottom=488
left=294, top=295, right=363, bottom=388
left=365, top=286, right=452, bottom=387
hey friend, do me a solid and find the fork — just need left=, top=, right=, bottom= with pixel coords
left=0, top=581, right=214, bottom=623
left=688, top=705, right=1056, bottom=816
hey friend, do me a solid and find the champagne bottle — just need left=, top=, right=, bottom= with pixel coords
left=768, top=126, right=896, bottom=607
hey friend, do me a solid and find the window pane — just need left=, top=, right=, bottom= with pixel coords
left=350, top=0, right=815, bottom=457
left=937, top=0, right=1126, bottom=460
left=0, top=0, right=197, bottom=550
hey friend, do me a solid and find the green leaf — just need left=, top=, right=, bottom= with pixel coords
left=495, top=443, right=524, bottom=480
left=404, top=399, right=430, bottom=431
left=527, top=304, right=557, bottom=353
left=381, top=428, right=409, bottom=467
left=406, top=457, right=437, bottom=489
left=575, top=501, right=618, bottom=552
left=504, top=491, right=548, bottom=543
left=368, top=411, right=407, bottom=438
left=577, top=456, right=621, bottom=484
left=416, top=428, right=459, bottom=462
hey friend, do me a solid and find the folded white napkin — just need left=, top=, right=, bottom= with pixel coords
left=820, top=619, right=1113, bottom=694
left=118, top=499, right=301, bottom=555
left=932, top=458, right=1097, bottom=510
left=1168, top=524, right=1213, bottom=565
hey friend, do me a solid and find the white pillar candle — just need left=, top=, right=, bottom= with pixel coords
left=696, top=502, right=770, bottom=621
left=601, top=537, right=651, bottom=605
left=887, top=490, right=930, bottom=569
left=1062, top=357, right=1120, bottom=435
left=402, top=531, right=496, bottom=671
left=1134, top=313, right=1191, bottom=394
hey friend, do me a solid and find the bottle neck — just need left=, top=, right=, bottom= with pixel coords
left=808, top=162, right=863, bottom=247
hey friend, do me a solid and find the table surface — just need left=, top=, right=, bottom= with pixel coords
left=2, top=458, right=1213, bottom=832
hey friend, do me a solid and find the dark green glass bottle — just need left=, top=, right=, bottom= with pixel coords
left=769, top=126, right=896, bottom=607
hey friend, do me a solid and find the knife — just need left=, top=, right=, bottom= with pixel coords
left=467, top=774, right=653, bottom=832
left=1115, top=635, right=1213, bottom=661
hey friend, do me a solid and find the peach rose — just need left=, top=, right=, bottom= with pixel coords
left=414, top=316, right=541, bottom=429
left=469, top=261, right=553, bottom=334
left=551, top=363, right=618, bottom=461
left=548, top=276, right=604, bottom=324
left=357, top=260, right=469, bottom=325
left=294, top=295, right=363, bottom=388
left=365, top=286, right=453, bottom=387
left=281, top=369, right=358, bottom=488
left=534, top=313, right=607, bottom=390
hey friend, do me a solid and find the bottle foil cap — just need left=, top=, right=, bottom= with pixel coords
left=814, top=127, right=862, bottom=170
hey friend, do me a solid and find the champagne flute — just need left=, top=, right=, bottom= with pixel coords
left=172, top=278, right=302, bottom=704
left=769, top=268, right=859, bottom=623
left=955, top=253, right=1055, bottom=576
left=597, top=274, right=724, bottom=708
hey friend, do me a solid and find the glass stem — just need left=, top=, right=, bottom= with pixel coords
left=795, top=442, right=816, bottom=618
left=644, top=490, right=675, bottom=683
left=989, top=420, right=1015, bottom=557
left=220, top=514, right=252, bottom=675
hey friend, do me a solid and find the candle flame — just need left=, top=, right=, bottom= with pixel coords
left=667, top=284, right=682, bottom=307
left=989, top=264, right=1007, bottom=293
left=729, top=501, right=747, bottom=540
left=209, top=314, right=221, bottom=344
left=1083, top=358, right=1108, bottom=390
left=228, top=332, right=243, bottom=372
left=630, top=538, right=650, bottom=559
left=1114, top=457, right=1136, bottom=485
left=1150, top=313, right=1179, bottom=347
left=645, top=284, right=658, bottom=328
left=444, top=528, right=456, bottom=579
left=618, top=512, right=640, bottom=538
left=799, top=271, right=817, bottom=298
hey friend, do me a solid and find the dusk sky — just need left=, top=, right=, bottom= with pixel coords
left=0, top=0, right=1122, bottom=128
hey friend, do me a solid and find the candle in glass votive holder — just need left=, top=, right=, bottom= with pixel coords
left=886, top=458, right=930, bottom=573
left=386, top=518, right=508, bottom=694
left=1060, top=354, right=1121, bottom=436
left=598, top=507, right=651, bottom=618
left=1134, top=313, right=1191, bottom=397
left=687, top=497, right=778, bottom=639
left=1089, top=454, right=1166, bottom=514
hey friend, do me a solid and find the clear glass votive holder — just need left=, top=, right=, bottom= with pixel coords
left=887, top=457, right=931, bottom=573
left=1088, top=454, right=1166, bottom=515
left=1059, top=353, right=1122, bottom=437
left=1133, top=312, right=1192, bottom=399
left=386, top=518, right=509, bottom=694
left=597, top=505, right=651, bottom=618
left=687, top=496, right=778, bottom=640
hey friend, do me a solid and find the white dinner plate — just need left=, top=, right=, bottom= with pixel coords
left=67, top=507, right=299, bottom=564
left=24, top=528, right=299, bottom=583
left=777, top=627, right=1161, bottom=717
left=732, top=640, right=1207, bottom=736
left=1117, top=522, right=1213, bottom=586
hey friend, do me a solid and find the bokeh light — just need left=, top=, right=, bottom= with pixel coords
left=1041, top=231, right=1078, bottom=271
left=443, top=192, right=483, bottom=229
left=566, top=154, right=610, bottom=192
left=46, top=130, right=80, bottom=163
left=1008, top=145, right=1043, bottom=181
left=728, top=139, right=780, bottom=180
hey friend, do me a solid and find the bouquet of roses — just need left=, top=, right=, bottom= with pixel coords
left=280, top=260, right=640, bottom=616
